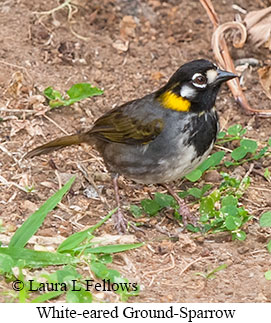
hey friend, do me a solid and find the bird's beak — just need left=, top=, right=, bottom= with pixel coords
left=215, top=69, right=238, bottom=84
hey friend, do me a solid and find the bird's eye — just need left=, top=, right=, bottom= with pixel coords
left=192, top=73, right=207, bottom=88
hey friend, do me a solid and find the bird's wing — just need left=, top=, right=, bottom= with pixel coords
left=89, top=103, right=164, bottom=145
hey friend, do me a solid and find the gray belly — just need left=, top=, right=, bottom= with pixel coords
left=99, top=110, right=218, bottom=184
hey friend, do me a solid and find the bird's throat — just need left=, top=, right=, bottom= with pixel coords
left=158, top=90, right=191, bottom=112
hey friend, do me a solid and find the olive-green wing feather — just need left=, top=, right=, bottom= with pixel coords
left=89, top=109, right=164, bottom=145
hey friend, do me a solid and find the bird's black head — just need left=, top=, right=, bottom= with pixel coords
left=156, top=59, right=237, bottom=113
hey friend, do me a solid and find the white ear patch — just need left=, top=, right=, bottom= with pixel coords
left=180, top=84, right=196, bottom=99
left=206, top=69, right=218, bottom=84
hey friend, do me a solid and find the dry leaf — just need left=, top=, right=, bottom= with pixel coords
left=91, top=234, right=137, bottom=245
left=258, top=66, right=271, bottom=100
left=244, top=6, right=271, bottom=50
left=10, top=119, right=45, bottom=137
left=6, top=71, right=24, bottom=97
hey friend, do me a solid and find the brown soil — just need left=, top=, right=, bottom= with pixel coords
left=0, top=0, right=271, bottom=303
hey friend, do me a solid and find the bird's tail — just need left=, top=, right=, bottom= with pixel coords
left=25, top=134, right=86, bottom=158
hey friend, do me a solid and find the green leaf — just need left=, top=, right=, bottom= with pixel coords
left=209, top=151, right=225, bottom=166
left=57, top=208, right=116, bottom=253
left=44, top=87, right=62, bottom=100
left=227, top=124, right=243, bottom=136
left=44, top=87, right=65, bottom=108
left=31, top=291, right=64, bottom=303
left=200, top=213, right=209, bottom=222
left=44, top=87, right=62, bottom=101
left=234, top=230, right=246, bottom=241
left=186, top=188, right=202, bottom=199
left=186, top=224, right=200, bottom=232
left=98, top=254, right=113, bottom=264
left=141, top=199, right=161, bottom=216
left=198, top=151, right=225, bottom=172
left=207, top=263, right=228, bottom=278
left=217, top=131, right=226, bottom=139
left=264, top=168, right=271, bottom=182
left=66, top=288, right=92, bottom=303
left=267, top=240, right=271, bottom=253
left=240, top=139, right=258, bottom=153
left=129, top=205, right=142, bottom=218
left=154, top=192, right=175, bottom=208
left=185, top=185, right=212, bottom=199
left=201, top=184, right=213, bottom=195
left=90, top=261, right=139, bottom=301
left=0, top=253, right=14, bottom=274
left=84, top=243, right=143, bottom=254
left=222, top=195, right=238, bottom=207
left=231, top=147, right=247, bottom=161
left=259, top=211, right=271, bottom=227
left=224, top=160, right=235, bottom=167
left=254, top=146, right=268, bottom=160
left=66, top=83, right=103, bottom=105
left=264, top=270, right=271, bottom=281
left=55, top=266, right=81, bottom=283
left=0, top=247, right=76, bottom=268
left=268, top=137, right=271, bottom=147
left=44, top=83, right=103, bottom=109
left=91, top=262, right=120, bottom=282
left=225, top=216, right=241, bottom=230
left=185, top=169, right=202, bottom=182
left=9, top=176, right=76, bottom=249
left=200, top=195, right=217, bottom=218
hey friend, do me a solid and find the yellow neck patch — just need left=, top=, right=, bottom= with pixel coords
left=158, top=90, right=191, bottom=112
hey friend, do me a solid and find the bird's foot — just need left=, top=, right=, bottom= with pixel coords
left=163, top=184, right=198, bottom=228
left=177, top=201, right=197, bottom=227
left=112, top=208, right=128, bottom=234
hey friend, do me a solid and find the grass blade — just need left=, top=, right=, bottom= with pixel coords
left=0, top=247, right=77, bottom=268
left=31, top=291, right=64, bottom=303
left=9, top=176, right=76, bottom=249
left=83, top=243, right=144, bottom=254
left=57, top=208, right=117, bottom=253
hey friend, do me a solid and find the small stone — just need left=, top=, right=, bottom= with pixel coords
left=23, top=200, right=37, bottom=214
left=204, top=170, right=222, bottom=183
left=237, top=246, right=250, bottom=254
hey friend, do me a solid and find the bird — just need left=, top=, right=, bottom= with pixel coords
left=25, top=59, right=237, bottom=232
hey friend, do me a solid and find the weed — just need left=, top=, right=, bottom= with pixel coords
left=0, top=177, right=142, bottom=302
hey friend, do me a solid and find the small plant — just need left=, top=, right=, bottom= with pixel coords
left=265, top=270, right=271, bottom=281
left=195, top=264, right=228, bottom=280
left=0, top=177, right=142, bottom=302
left=217, top=125, right=271, bottom=167
left=264, top=168, right=271, bottom=182
left=44, top=83, right=103, bottom=109
left=259, top=211, right=271, bottom=281
left=198, top=173, right=252, bottom=240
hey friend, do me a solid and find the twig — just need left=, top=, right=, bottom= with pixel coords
left=179, top=257, right=203, bottom=276
left=0, top=175, right=29, bottom=193
left=43, top=114, right=70, bottom=135
left=32, top=0, right=72, bottom=16
left=0, top=144, right=20, bottom=165
left=199, top=0, right=271, bottom=117
left=142, top=253, right=176, bottom=278
left=0, top=108, right=36, bottom=114
left=0, top=60, right=33, bottom=85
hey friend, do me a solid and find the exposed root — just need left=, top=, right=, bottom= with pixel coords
left=199, top=0, right=271, bottom=117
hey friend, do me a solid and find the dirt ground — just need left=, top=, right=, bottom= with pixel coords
left=0, top=0, right=271, bottom=303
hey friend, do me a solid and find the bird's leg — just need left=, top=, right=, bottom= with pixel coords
left=112, top=174, right=127, bottom=233
left=163, top=184, right=197, bottom=227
